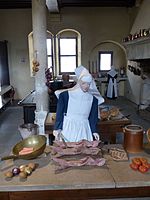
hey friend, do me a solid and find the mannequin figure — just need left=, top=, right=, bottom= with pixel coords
left=53, top=66, right=104, bottom=142
left=106, top=66, right=118, bottom=99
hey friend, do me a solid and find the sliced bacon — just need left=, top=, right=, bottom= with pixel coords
left=53, top=139, right=100, bottom=148
left=51, top=146, right=101, bottom=157
left=52, top=156, right=106, bottom=172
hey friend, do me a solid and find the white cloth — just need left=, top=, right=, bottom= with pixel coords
left=106, top=68, right=118, bottom=98
left=55, top=65, right=104, bottom=105
left=61, top=88, right=94, bottom=142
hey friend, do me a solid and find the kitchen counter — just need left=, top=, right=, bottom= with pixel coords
left=95, top=76, right=128, bottom=83
left=95, top=76, right=127, bottom=96
left=0, top=145, right=150, bottom=200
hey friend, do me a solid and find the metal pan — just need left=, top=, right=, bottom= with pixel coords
left=1, top=135, right=47, bottom=161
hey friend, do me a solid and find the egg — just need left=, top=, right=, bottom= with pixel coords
left=4, top=171, right=13, bottom=178
left=24, top=166, right=32, bottom=175
left=28, top=163, right=36, bottom=171
left=19, top=165, right=26, bottom=172
left=19, top=172, right=28, bottom=179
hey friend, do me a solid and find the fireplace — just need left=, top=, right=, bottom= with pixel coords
left=123, top=37, right=150, bottom=109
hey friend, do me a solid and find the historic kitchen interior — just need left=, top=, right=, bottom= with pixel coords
left=0, top=0, right=150, bottom=199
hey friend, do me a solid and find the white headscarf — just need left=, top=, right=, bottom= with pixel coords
left=107, top=66, right=118, bottom=77
left=55, top=65, right=104, bottom=105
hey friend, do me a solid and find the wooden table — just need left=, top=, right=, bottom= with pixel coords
left=99, top=116, right=131, bottom=143
left=45, top=112, right=131, bottom=144
left=0, top=145, right=150, bottom=200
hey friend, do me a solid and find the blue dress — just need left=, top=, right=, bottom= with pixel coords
left=54, top=89, right=98, bottom=142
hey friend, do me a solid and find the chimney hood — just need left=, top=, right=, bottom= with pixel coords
left=123, top=36, right=150, bottom=60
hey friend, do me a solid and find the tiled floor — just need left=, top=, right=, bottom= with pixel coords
left=0, top=105, right=23, bottom=157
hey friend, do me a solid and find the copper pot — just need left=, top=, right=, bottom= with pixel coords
left=123, top=124, right=143, bottom=153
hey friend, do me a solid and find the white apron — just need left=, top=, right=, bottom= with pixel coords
left=62, top=88, right=93, bottom=142
left=106, top=69, right=118, bottom=98
left=106, top=78, right=118, bottom=98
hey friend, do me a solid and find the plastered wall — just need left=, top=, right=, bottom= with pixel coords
left=0, top=6, right=137, bottom=99
left=126, top=0, right=150, bottom=105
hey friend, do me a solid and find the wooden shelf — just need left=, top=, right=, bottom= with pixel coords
left=123, top=36, right=150, bottom=46
left=123, top=36, right=150, bottom=60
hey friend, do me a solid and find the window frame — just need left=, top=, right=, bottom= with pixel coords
left=47, top=37, right=54, bottom=69
left=28, top=30, right=54, bottom=77
left=28, top=29, right=81, bottom=77
left=98, top=51, right=113, bottom=72
left=58, top=37, right=78, bottom=75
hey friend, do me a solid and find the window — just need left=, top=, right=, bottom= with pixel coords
left=56, top=29, right=81, bottom=75
left=28, top=29, right=81, bottom=76
left=28, top=31, right=54, bottom=77
left=59, top=38, right=77, bottom=74
left=47, top=38, right=53, bottom=68
left=99, top=51, right=113, bottom=71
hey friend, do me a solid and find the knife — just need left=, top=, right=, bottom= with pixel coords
left=59, top=133, right=68, bottom=148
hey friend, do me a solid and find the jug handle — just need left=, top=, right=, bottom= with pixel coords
left=122, top=127, right=125, bottom=133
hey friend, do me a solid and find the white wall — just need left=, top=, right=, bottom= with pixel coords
left=0, top=7, right=137, bottom=99
left=0, top=9, right=34, bottom=99
left=131, top=0, right=150, bottom=33
left=48, top=7, right=133, bottom=67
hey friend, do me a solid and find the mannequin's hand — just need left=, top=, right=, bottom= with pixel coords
left=53, top=129, right=61, bottom=140
left=93, top=133, right=100, bottom=141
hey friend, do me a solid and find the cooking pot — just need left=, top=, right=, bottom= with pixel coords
left=1, top=135, right=47, bottom=161
left=123, top=124, right=143, bottom=153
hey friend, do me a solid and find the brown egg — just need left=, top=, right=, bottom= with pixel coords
left=19, top=172, right=28, bottom=179
left=28, top=163, right=36, bottom=171
left=4, top=171, right=13, bottom=178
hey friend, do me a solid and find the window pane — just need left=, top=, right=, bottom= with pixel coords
left=60, top=38, right=76, bottom=55
left=48, top=56, right=52, bottom=68
left=100, top=54, right=111, bottom=70
left=60, top=56, right=76, bottom=72
left=47, top=39, right=52, bottom=55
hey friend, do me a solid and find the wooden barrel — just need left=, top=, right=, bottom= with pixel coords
left=123, top=124, right=143, bottom=153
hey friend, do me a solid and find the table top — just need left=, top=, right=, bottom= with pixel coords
left=0, top=145, right=150, bottom=192
left=45, top=112, right=131, bottom=127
